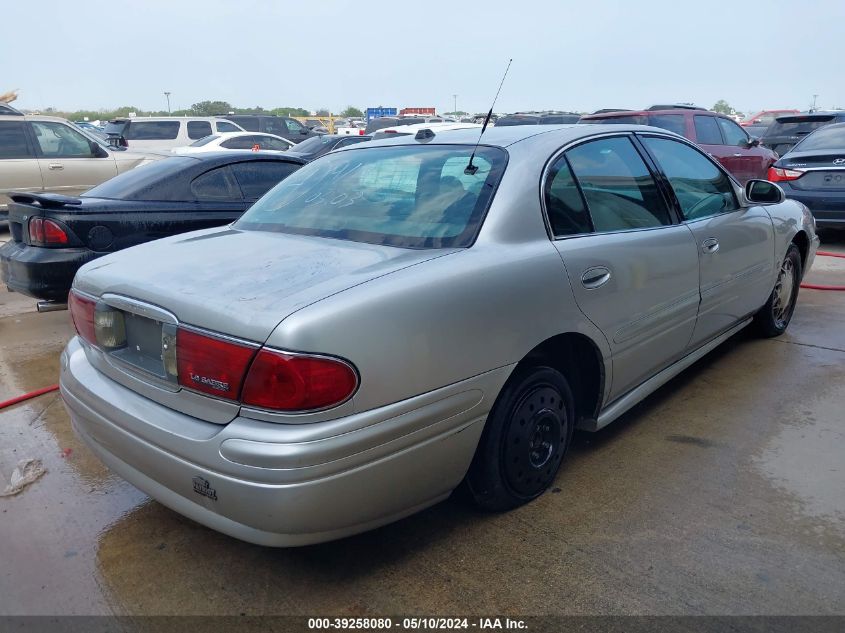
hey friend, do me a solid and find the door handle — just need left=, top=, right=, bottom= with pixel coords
left=701, top=237, right=720, bottom=254
left=48, top=163, right=64, bottom=170
left=581, top=266, right=611, bottom=289
left=733, top=153, right=743, bottom=157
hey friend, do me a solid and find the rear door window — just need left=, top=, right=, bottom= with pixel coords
left=544, top=155, right=591, bottom=236
left=641, top=136, right=738, bottom=220
left=566, top=136, right=672, bottom=233
left=0, top=121, right=34, bottom=158
left=229, top=160, right=300, bottom=199
left=125, top=121, right=180, bottom=140
left=190, top=166, right=242, bottom=201
left=694, top=115, right=724, bottom=145
left=187, top=121, right=213, bottom=140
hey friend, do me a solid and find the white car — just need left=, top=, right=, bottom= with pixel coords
left=171, top=132, right=295, bottom=155
left=369, top=121, right=482, bottom=140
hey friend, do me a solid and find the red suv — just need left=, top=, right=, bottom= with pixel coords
left=579, top=106, right=778, bottom=184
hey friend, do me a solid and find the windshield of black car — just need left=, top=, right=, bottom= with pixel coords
left=291, top=135, right=333, bottom=153
left=82, top=157, right=196, bottom=200
left=235, top=144, right=507, bottom=249
left=791, top=124, right=845, bottom=151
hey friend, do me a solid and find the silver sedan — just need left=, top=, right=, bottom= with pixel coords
left=60, top=124, right=818, bottom=546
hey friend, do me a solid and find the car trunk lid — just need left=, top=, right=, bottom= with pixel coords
left=72, top=227, right=459, bottom=422
left=778, top=151, right=845, bottom=190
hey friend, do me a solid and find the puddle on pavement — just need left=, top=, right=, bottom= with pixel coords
left=0, top=309, right=149, bottom=615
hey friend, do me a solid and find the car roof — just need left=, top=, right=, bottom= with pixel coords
left=582, top=108, right=709, bottom=119
left=0, top=113, right=82, bottom=124
left=347, top=123, right=673, bottom=150
left=774, top=111, right=845, bottom=121
left=109, top=116, right=235, bottom=123
left=166, top=151, right=306, bottom=166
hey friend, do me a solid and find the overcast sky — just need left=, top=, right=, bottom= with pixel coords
left=4, top=0, right=843, bottom=116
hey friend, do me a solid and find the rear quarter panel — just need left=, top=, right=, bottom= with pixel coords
left=266, top=242, right=611, bottom=413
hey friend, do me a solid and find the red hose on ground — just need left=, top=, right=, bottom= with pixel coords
left=0, top=384, right=59, bottom=411
left=800, top=251, right=845, bottom=291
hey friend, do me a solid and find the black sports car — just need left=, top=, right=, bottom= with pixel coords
left=768, top=122, right=845, bottom=229
left=0, top=152, right=304, bottom=307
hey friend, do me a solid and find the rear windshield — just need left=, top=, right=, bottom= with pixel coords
left=365, top=118, right=399, bottom=134
left=767, top=117, right=835, bottom=137
left=83, top=157, right=196, bottom=200
left=792, top=125, right=845, bottom=151
left=495, top=116, right=539, bottom=126
left=235, top=144, right=508, bottom=248
left=190, top=134, right=220, bottom=147
left=290, top=135, right=334, bottom=153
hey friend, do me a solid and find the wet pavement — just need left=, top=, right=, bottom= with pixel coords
left=1, top=226, right=844, bottom=616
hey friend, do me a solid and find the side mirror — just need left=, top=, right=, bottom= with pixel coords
left=746, top=136, right=760, bottom=148
left=746, top=179, right=785, bottom=204
left=300, top=128, right=309, bottom=134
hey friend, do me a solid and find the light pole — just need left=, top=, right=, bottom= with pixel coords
left=453, top=94, right=457, bottom=116
left=164, top=91, right=171, bottom=114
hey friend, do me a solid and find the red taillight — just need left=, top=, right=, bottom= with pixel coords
left=29, top=217, right=68, bottom=245
left=359, top=129, right=365, bottom=135
left=241, top=349, right=358, bottom=411
left=68, top=290, right=96, bottom=344
left=43, top=219, right=68, bottom=244
left=767, top=166, right=805, bottom=182
left=176, top=328, right=257, bottom=401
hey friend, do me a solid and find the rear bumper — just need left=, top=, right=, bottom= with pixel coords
left=60, top=338, right=505, bottom=546
left=782, top=187, right=845, bottom=228
left=0, top=240, right=98, bottom=300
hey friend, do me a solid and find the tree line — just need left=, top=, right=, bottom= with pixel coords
left=37, top=101, right=365, bottom=121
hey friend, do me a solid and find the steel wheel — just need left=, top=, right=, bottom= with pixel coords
left=466, top=366, right=575, bottom=511
left=503, top=385, right=568, bottom=498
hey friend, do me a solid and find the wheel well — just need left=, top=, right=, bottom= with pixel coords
left=517, top=333, right=605, bottom=424
left=792, top=230, right=809, bottom=269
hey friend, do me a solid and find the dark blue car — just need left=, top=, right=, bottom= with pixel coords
left=768, top=122, right=845, bottom=229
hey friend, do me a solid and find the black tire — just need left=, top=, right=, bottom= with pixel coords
left=466, top=366, right=575, bottom=511
left=754, top=243, right=802, bottom=338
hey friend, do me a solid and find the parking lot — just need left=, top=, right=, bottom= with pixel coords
left=1, top=223, right=843, bottom=617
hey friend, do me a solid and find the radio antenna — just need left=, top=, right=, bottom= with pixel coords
left=465, top=58, right=512, bottom=175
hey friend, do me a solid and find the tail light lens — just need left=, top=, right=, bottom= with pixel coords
left=176, top=328, right=257, bottom=400
left=68, top=290, right=97, bottom=345
left=242, top=349, right=358, bottom=411
left=29, top=217, right=68, bottom=245
left=767, top=167, right=805, bottom=182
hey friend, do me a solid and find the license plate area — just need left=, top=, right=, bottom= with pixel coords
left=108, top=311, right=176, bottom=382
